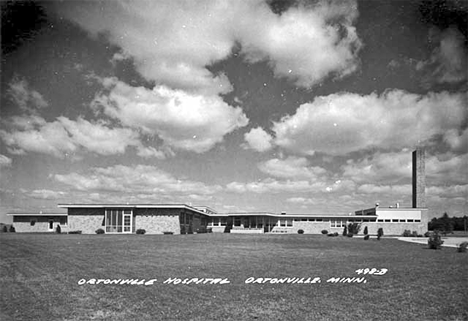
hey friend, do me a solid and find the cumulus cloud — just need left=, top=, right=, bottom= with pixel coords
left=7, top=78, right=48, bottom=113
left=54, top=164, right=222, bottom=197
left=271, top=90, right=467, bottom=156
left=55, top=0, right=361, bottom=93
left=0, top=115, right=143, bottom=158
left=0, top=155, right=12, bottom=167
left=258, top=156, right=326, bottom=179
left=92, top=78, right=248, bottom=153
left=243, top=127, right=273, bottom=152
left=417, top=27, right=467, bottom=87
left=24, top=189, right=67, bottom=200
left=357, top=184, right=412, bottom=196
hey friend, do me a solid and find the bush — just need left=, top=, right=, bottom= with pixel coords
left=56, top=225, right=62, bottom=234
left=334, top=232, right=338, bottom=236
left=136, top=229, right=146, bottom=234
left=348, top=223, right=361, bottom=235
left=411, top=231, right=418, bottom=237
left=95, top=228, right=105, bottom=234
left=321, top=229, right=328, bottom=235
left=428, top=231, right=444, bottom=249
left=163, top=231, right=173, bottom=235
left=457, top=242, right=468, bottom=253
left=363, top=226, right=368, bottom=235
left=377, top=228, right=383, bottom=240
left=424, top=231, right=431, bottom=237
left=364, top=235, right=370, bottom=240
left=402, top=229, right=412, bottom=237
left=68, top=230, right=82, bottom=234
left=298, top=229, right=304, bottom=234
left=347, top=233, right=354, bottom=237
left=9, top=225, right=15, bottom=233
left=342, top=226, right=347, bottom=236
left=2, top=226, right=7, bottom=232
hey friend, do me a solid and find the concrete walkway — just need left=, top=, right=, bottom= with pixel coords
left=397, top=237, right=468, bottom=248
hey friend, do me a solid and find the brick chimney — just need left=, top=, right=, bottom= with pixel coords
left=412, top=149, right=426, bottom=208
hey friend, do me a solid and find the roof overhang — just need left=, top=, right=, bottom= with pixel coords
left=8, top=213, right=68, bottom=216
left=57, top=204, right=210, bottom=215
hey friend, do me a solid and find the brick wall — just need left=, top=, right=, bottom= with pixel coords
left=291, top=221, right=427, bottom=235
left=13, top=216, right=66, bottom=233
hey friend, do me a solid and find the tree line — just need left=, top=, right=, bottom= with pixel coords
left=428, top=213, right=467, bottom=234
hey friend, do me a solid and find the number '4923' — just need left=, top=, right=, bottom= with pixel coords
left=355, top=268, right=388, bottom=275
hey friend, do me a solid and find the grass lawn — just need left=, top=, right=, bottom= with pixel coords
left=1, top=233, right=467, bottom=321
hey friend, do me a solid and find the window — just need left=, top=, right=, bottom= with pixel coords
left=415, top=220, right=421, bottom=222
left=407, top=219, right=414, bottom=222
left=316, top=219, right=323, bottom=222
left=309, top=219, right=315, bottom=222
left=301, top=218, right=307, bottom=221
left=30, top=219, right=36, bottom=226
left=105, top=209, right=132, bottom=233
left=392, top=219, right=398, bottom=222
left=220, top=218, right=227, bottom=226
left=287, top=219, right=293, bottom=227
left=384, top=219, right=391, bottom=222
left=377, top=219, right=383, bottom=222
left=330, top=220, right=346, bottom=228
left=399, top=219, right=406, bottom=222
left=280, top=220, right=286, bottom=227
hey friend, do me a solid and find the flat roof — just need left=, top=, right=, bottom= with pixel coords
left=8, top=213, right=68, bottom=216
left=212, top=213, right=377, bottom=218
left=57, top=203, right=209, bottom=215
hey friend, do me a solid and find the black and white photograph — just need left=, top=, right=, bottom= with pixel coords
left=1, top=0, right=467, bottom=320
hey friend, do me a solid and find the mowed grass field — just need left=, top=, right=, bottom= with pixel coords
left=1, top=233, right=467, bottom=321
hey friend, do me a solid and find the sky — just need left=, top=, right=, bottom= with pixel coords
left=0, top=0, right=467, bottom=223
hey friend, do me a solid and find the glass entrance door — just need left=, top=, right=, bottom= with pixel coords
left=106, top=209, right=132, bottom=233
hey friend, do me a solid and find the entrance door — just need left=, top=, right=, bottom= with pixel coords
left=123, top=212, right=132, bottom=233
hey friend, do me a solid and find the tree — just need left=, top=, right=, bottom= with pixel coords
left=342, top=225, right=347, bottom=236
left=363, top=226, right=368, bottom=235
left=377, top=228, right=383, bottom=240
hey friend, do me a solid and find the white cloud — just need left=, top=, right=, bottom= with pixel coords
left=0, top=155, right=12, bottom=167
left=225, top=177, right=354, bottom=194
left=443, top=128, right=468, bottom=153
left=258, top=156, right=326, bottom=179
left=357, top=184, right=412, bottom=195
left=271, top=90, right=467, bottom=156
left=417, top=27, right=467, bottom=87
left=426, top=153, right=468, bottom=185
left=54, top=164, right=222, bottom=197
left=8, top=78, right=48, bottom=113
left=0, top=115, right=142, bottom=158
left=56, top=0, right=361, bottom=93
left=25, top=189, right=67, bottom=200
left=243, top=127, right=273, bottom=152
left=93, top=78, right=248, bottom=153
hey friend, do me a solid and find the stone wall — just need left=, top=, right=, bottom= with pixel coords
left=68, top=215, right=104, bottom=234
left=135, top=215, right=180, bottom=234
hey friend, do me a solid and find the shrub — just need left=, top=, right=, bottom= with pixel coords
left=457, top=242, right=468, bottom=253
left=68, top=230, right=82, bottom=234
left=411, top=231, right=418, bottom=237
left=428, top=231, right=444, bottom=249
left=163, top=231, right=173, bottom=235
left=342, top=226, right=347, bottom=236
left=298, top=229, right=304, bottom=234
left=424, top=231, right=431, bottom=237
left=321, top=229, right=328, bottom=235
left=9, top=225, right=15, bottom=233
left=377, top=228, right=383, bottom=240
left=136, top=229, right=146, bottom=234
left=348, top=223, right=361, bottom=235
left=334, top=232, right=338, bottom=236
left=402, top=229, right=412, bottom=237
left=364, top=235, right=370, bottom=240
left=347, top=233, right=354, bottom=237
left=95, top=228, right=105, bottom=234
left=363, top=226, right=368, bottom=235
left=2, top=226, right=7, bottom=232
left=56, top=225, right=62, bottom=234
left=327, top=233, right=335, bottom=237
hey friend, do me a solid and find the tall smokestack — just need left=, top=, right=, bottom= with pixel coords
left=412, top=149, right=426, bottom=208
